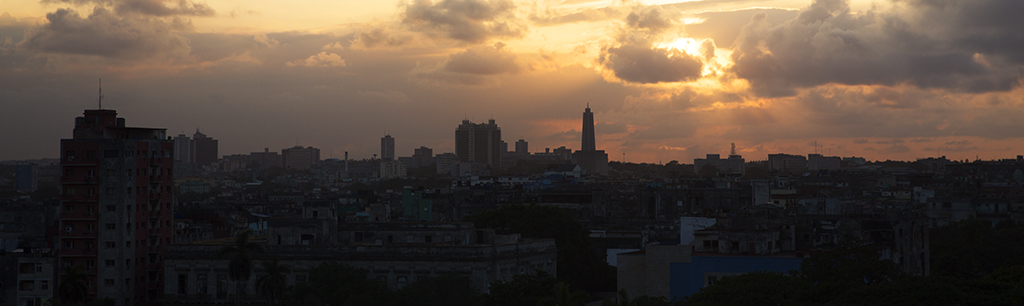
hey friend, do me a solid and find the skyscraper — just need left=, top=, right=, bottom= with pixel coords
left=191, top=129, right=218, bottom=166
left=582, top=104, right=596, bottom=151
left=573, top=105, right=609, bottom=175
left=381, top=134, right=395, bottom=161
left=455, top=119, right=501, bottom=167
left=515, top=139, right=529, bottom=156
left=59, top=109, right=174, bottom=305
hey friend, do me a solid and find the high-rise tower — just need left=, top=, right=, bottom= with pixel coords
left=582, top=104, right=596, bottom=151
left=59, top=109, right=174, bottom=305
left=573, top=105, right=608, bottom=175
left=381, top=134, right=395, bottom=161
left=455, top=119, right=501, bottom=167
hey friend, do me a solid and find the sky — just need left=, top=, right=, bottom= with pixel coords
left=1, top=0, right=1023, bottom=163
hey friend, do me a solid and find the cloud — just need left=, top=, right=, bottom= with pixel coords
left=19, top=7, right=190, bottom=60
left=401, top=0, right=527, bottom=44
left=596, top=5, right=705, bottom=84
left=730, top=0, right=1021, bottom=97
left=413, top=42, right=521, bottom=85
left=600, top=44, right=703, bottom=84
left=529, top=6, right=624, bottom=26
left=42, top=0, right=216, bottom=16
left=595, top=121, right=627, bottom=134
left=288, top=51, right=346, bottom=67
left=350, top=25, right=415, bottom=49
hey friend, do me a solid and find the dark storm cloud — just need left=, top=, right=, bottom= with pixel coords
left=901, top=0, right=1024, bottom=64
left=19, top=7, right=190, bottom=59
left=730, top=0, right=1021, bottom=97
left=41, top=0, right=216, bottom=16
left=401, top=0, right=527, bottom=44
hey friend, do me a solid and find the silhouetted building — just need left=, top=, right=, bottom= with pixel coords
left=282, top=146, right=320, bottom=170
left=573, top=105, right=609, bottom=175
left=60, top=108, right=174, bottom=305
left=381, top=134, right=395, bottom=161
left=250, top=148, right=282, bottom=169
left=515, top=139, right=529, bottom=156
left=191, top=129, right=218, bottom=166
left=172, top=134, right=191, bottom=164
left=455, top=119, right=501, bottom=167
left=768, top=153, right=807, bottom=173
left=582, top=105, right=596, bottom=151
left=15, top=163, right=37, bottom=192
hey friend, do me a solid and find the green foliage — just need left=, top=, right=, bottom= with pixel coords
left=57, top=265, right=89, bottom=306
left=219, top=230, right=264, bottom=306
left=484, top=271, right=560, bottom=306
left=828, top=276, right=1015, bottom=306
left=537, top=282, right=592, bottom=306
left=682, top=271, right=810, bottom=306
left=467, top=204, right=616, bottom=291
left=392, top=273, right=482, bottom=306
left=600, top=289, right=675, bottom=306
left=930, top=219, right=1024, bottom=278
left=286, top=262, right=389, bottom=306
left=799, top=244, right=902, bottom=285
left=255, top=258, right=290, bottom=306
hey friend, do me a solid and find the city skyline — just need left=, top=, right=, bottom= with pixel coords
left=2, top=0, right=1023, bottom=163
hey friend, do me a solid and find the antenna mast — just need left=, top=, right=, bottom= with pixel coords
left=98, top=78, right=104, bottom=109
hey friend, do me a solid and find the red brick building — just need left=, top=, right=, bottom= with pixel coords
left=59, top=109, right=174, bottom=306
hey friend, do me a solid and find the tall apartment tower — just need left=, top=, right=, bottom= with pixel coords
left=582, top=104, right=596, bottom=151
left=381, top=134, right=395, bottom=161
left=59, top=109, right=174, bottom=306
left=172, top=134, right=191, bottom=164
left=515, top=139, right=529, bottom=156
left=455, top=119, right=501, bottom=167
left=282, top=146, right=320, bottom=170
left=190, top=130, right=218, bottom=166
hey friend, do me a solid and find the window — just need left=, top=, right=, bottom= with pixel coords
left=64, top=241, right=73, bottom=248
left=126, top=241, right=131, bottom=248
left=104, top=150, right=119, bottom=158
left=105, top=241, right=115, bottom=248
left=41, top=280, right=48, bottom=290
left=64, top=188, right=75, bottom=196
left=106, top=188, right=117, bottom=195
left=86, top=151, right=96, bottom=160
left=105, top=279, right=115, bottom=287
left=178, top=275, right=187, bottom=294
left=106, top=223, right=115, bottom=230
left=425, top=235, right=432, bottom=243
left=65, top=150, right=76, bottom=160
left=106, top=206, right=116, bottom=212
left=105, top=260, right=115, bottom=267
left=65, top=204, right=74, bottom=212
left=64, top=169, right=74, bottom=177
left=107, top=169, right=116, bottom=177
left=19, top=280, right=35, bottom=291
left=86, top=260, right=94, bottom=268
left=295, top=275, right=307, bottom=284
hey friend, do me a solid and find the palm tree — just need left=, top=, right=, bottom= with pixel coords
left=57, top=265, right=88, bottom=306
left=255, top=258, right=290, bottom=306
left=538, top=282, right=591, bottom=306
left=219, top=230, right=264, bottom=306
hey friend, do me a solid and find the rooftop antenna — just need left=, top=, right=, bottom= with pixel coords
left=730, top=143, right=736, bottom=155
left=98, top=78, right=103, bottom=109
